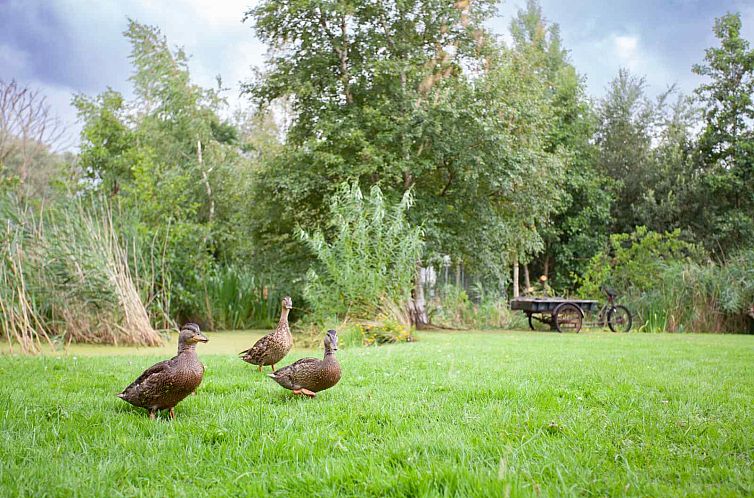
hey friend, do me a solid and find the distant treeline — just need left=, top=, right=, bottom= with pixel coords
left=1, top=1, right=752, bottom=348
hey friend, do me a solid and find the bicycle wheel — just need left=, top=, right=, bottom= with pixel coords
left=607, top=305, right=632, bottom=332
left=554, top=303, right=583, bottom=333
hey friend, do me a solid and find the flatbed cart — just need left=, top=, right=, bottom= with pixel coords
left=510, top=288, right=632, bottom=333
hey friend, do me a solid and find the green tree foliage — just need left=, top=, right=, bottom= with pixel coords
left=299, top=183, right=423, bottom=320
left=73, top=20, right=258, bottom=323
left=595, top=69, right=657, bottom=234
left=244, top=0, right=565, bottom=289
left=577, top=226, right=699, bottom=298
left=688, top=13, right=754, bottom=254
left=509, top=0, right=612, bottom=290
left=634, top=94, right=699, bottom=234
left=594, top=69, right=705, bottom=245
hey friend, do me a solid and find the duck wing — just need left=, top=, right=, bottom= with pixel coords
left=239, top=333, right=274, bottom=362
left=267, top=357, right=319, bottom=390
left=119, top=358, right=172, bottom=397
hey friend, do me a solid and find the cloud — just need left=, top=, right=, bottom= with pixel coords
left=1, top=0, right=267, bottom=150
left=614, top=35, right=639, bottom=68
left=2, top=0, right=751, bottom=151
left=0, top=44, right=31, bottom=79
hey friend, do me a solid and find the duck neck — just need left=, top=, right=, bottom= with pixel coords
left=277, top=307, right=290, bottom=330
left=323, top=347, right=336, bottom=360
left=178, top=342, right=197, bottom=355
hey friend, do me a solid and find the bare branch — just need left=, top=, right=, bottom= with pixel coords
left=0, top=79, right=65, bottom=182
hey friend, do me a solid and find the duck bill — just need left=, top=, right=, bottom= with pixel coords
left=197, top=333, right=209, bottom=343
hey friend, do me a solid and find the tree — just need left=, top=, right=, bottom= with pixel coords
left=244, top=0, right=565, bottom=296
left=74, top=20, right=253, bottom=322
left=508, top=0, right=611, bottom=291
left=595, top=69, right=658, bottom=234
left=634, top=94, right=699, bottom=235
left=689, top=13, right=754, bottom=254
left=0, top=80, right=67, bottom=199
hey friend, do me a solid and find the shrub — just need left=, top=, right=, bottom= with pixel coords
left=576, top=226, right=700, bottom=298
left=299, top=182, right=423, bottom=321
left=578, top=226, right=753, bottom=333
left=429, top=284, right=514, bottom=329
left=356, top=320, right=413, bottom=346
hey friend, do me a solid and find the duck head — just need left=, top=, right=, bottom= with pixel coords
left=178, top=323, right=209, bottom=345
left=324, top=329, right=338, bottom=354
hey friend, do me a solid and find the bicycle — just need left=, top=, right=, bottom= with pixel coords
left=593, top=286, right=633, bottom=332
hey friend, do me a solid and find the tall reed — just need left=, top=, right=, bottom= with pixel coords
left=0, top=209, right=52, bottom=353
left=0, top=196, right=162, bottom=351
left=628, top=253, right=754, bottom=333
left=205, top=265, right=280, bottom=330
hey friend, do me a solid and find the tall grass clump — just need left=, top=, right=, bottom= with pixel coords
left=636, top=251, right=754, bottom=333
left=298, top=183, right=423, bottom=332
left=0, top=203, right=52, bottom=353
left=0, top=195, right=162, bottom=351
left=43, top=202, right=162, bottom=345
left=204, top=265, right=280, bottom=330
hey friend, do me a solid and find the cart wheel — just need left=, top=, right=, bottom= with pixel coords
left=527, top=312, right=550, bottom=331
left=554, top=303, right=582, bottom=333
left=607, top=305, right=632, bottom=332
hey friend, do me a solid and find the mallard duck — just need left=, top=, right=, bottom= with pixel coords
left=268, top=329, right=341, bottom=398
left=240, top=296, right=293, bottom=372
left=117, top=323, right=208, bottom=419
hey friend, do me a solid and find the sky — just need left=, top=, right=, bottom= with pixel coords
left=1, top=0, right=753, bottom=148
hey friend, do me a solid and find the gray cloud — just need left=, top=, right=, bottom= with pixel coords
left=1, top=0, right=751, bottom=147
left=493, top=0, right=754, bottom=99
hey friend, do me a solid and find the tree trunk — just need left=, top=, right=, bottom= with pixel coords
left=197, top=140, right=215, bottom=231
left=523, top=264, right=531, bottom=294
left=413, top=263, right=428, bottom=328
left=513, top=259, right=520, bottom=298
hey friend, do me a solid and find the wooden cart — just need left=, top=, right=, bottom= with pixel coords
left=510, top=297, right=599, bottom=333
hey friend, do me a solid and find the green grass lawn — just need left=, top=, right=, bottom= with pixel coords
left=0, top=331, right=752, bottom=497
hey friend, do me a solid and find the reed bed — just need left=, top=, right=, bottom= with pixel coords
left=0, top=197, right=162, bottom=352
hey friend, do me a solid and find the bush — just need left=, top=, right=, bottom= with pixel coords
left=299, top=182, right=423, bottom=321
left=357, top=320, right=413, bottom=346
left=428, top=284, right=514, bottom=329
left=576, top=226, right=700, bottom=298
left=578, top=226, right=753, bottom=333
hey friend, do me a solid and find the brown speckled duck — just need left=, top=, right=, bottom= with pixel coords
left=240, top=296, right=293, bottom=372
left=268, top=329, right=341, bottom=398
left=117, top=323, right=208, bottom=419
